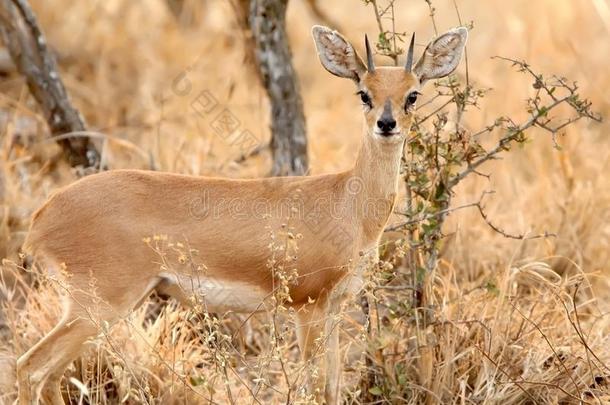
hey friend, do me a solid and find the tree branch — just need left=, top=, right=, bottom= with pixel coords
left=450, top=95, right=569, bottom=188
left=0, top=0, right=99, bottom=169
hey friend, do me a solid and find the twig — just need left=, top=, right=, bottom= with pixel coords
left=370, top=0, right=385, bottom=44
left=385, top=199, right=480, bottom=232
left=475, top=198, right=556, bottom=240
left=451, top=0, right=469, bottom=86
left=562, top=284, right=610, bottom=374
left=509, top=301, right=582, bottom=398
left=450, top=94, right=571, bottom=187
left=424, top=0, right=438, bottom=35
left=367, top=0, right=402, bottom=64
left=472, top=344, right=541, bottom=404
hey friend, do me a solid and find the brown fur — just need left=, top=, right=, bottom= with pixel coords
left=24, top=162, right=398, bottom=307
left=360, top=67, right=420, bottom=136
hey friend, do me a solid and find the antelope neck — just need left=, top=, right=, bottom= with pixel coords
left=349, top=130, right=405, bottom=238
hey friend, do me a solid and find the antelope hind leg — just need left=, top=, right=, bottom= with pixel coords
left=16, top=303, right=98, bottom=405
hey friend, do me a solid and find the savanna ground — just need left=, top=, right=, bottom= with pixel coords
left=0, top=0, right=609, bottom=403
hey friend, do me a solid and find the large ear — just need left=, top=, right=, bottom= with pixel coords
left=414, top=27, right=468, bottom=84
left=311, top=25, right=367, bottom=82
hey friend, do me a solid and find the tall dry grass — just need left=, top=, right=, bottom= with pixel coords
left=0, top=0, right=609, bottom=403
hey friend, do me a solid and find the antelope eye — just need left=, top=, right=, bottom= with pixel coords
left=407, top=92, right=418, bottom=105
left=404, top=91, right=420, bottom=112
left=358, top=91, right=372, bottom=107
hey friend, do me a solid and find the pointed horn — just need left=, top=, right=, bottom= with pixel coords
left=405, top=32, right=415, bottom=72
left=365, top=34, right=375, bottom=73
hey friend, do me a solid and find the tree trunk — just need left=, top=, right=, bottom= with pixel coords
left=0, top=0, right=99, bottom=168
left=249, top=0, right=308, bottom=176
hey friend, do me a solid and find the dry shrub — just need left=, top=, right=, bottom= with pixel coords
left=354, top=257, right=610, bottom=403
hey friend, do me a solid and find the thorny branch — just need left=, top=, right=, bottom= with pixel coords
left=451, top=58, right=601, bottom=188
left=387, top=190, right=556, bottom=240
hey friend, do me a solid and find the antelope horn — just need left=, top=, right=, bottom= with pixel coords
left=365, top=34, right=375, bottom=73
left=405, top=32, right=415, bottom=72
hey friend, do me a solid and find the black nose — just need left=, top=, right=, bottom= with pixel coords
left=377, top=117, right=396, bottom=133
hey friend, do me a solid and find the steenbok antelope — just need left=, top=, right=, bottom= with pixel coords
left=17, top=25, right=467, bottom=404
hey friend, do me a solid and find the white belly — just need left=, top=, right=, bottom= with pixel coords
left=162, top=272, right=269, bottom=313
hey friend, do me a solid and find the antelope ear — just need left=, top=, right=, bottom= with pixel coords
left=414, top=27, right=468, bottom=84
left=311, top=25, right=366, bottom=82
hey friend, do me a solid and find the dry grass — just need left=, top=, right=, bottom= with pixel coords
left=1, top=0, right=609, bottom=403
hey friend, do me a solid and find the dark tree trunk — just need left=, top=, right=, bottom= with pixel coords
left=0, top=0, right=99, bottom=169
left=249, top=0, right=308, bottom=176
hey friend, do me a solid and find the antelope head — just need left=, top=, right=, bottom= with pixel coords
left=312, top=25, right=468, bottom=144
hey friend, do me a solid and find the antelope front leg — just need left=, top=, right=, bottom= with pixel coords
left=323, top=295, right=343, bottom=405
left=295, top=293, right=346, bottom=405
left=296, top=298, right=328, bottom=402
left=325, top=255, right=372, bottom=403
